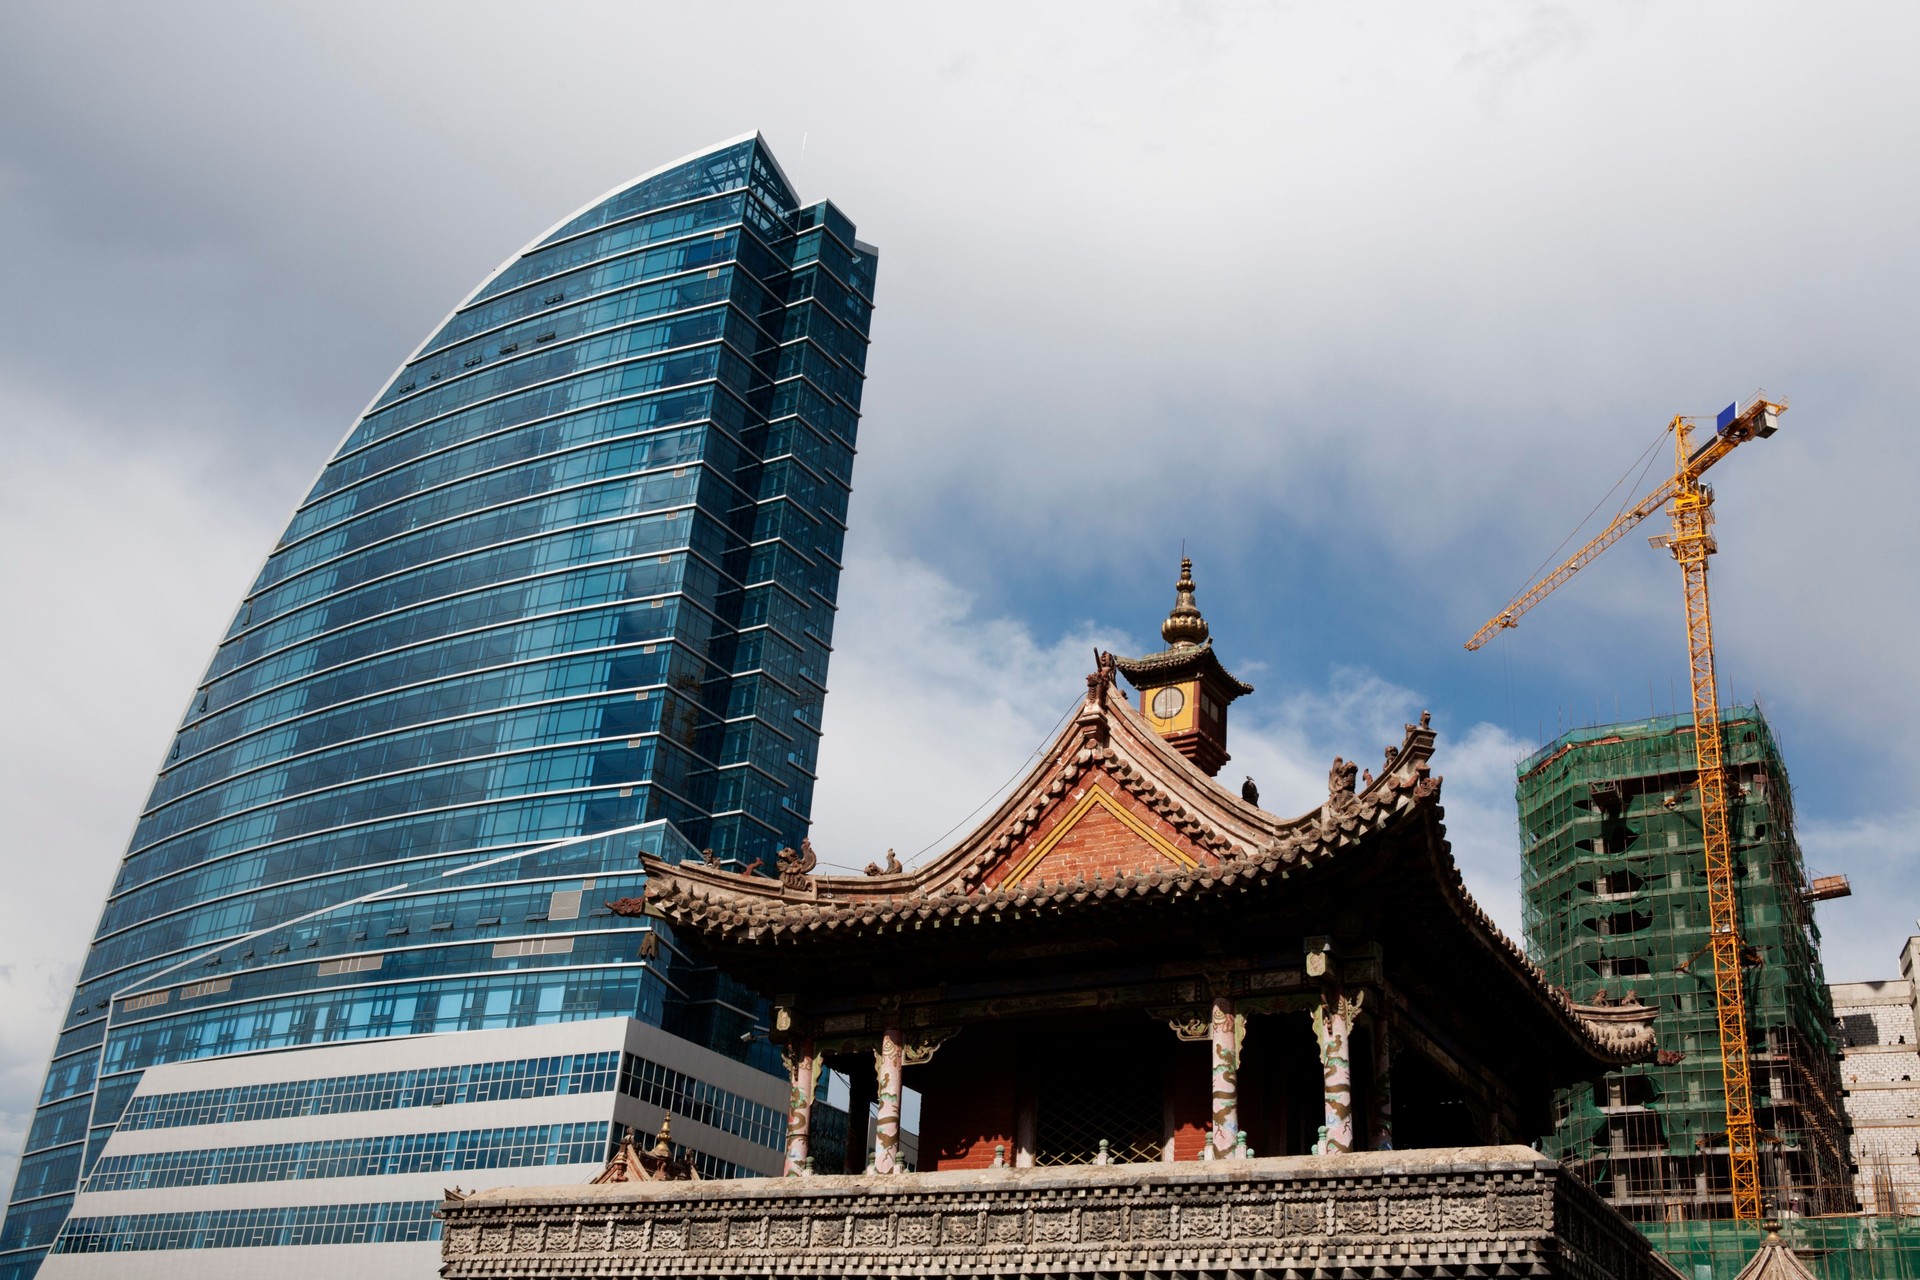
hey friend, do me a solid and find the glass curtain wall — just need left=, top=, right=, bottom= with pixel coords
left=0, top=133, right=877, bottom=1278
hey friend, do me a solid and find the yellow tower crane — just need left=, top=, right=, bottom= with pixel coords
left=1466, top=391, right=1787, bottom=1222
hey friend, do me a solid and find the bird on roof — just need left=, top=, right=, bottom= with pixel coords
left=1242, top=776, right=1260, bottom=806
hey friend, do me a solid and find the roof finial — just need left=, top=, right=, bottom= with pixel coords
left=1161, top=556, right=1209, bottom=647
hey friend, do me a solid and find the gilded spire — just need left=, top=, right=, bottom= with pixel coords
left=1161, top=556, right=1210, bottom=648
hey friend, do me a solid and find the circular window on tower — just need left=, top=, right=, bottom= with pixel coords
left=1151, top=686, right=1186, bottom=720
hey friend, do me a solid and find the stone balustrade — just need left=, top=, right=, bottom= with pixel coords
left=440, top=1145, right=1682, bottom=1280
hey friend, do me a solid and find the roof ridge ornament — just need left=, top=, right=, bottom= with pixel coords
left=1384, top=711, right=1442, bottom=799
left=1076, top=651, right=1117, bottom=744
left=591, top=1118, right=700, bottom=1183
left=863, top=848, right=904, bottom=877
left=1091, top=648, right=1117, bottom=700
left=1327, top=757, right=1359, bottom=812
left=777, top=840, right=818, bottom=892
left=1161, top=556, right=1209, bottom=648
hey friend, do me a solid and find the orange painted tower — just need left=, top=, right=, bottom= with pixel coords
left=1112, top=558, right=1253, bottom=777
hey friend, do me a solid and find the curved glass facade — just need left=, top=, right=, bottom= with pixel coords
left=1, top=134, right=876, bottom=1277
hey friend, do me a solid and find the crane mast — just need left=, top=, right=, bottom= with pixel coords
left=1467, top=393, right=1785, bottom=1221
left=1666, top=414, right=1761, bottom=1221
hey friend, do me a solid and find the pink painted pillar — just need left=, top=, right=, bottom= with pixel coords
left=1314, top=986, right=1354, bottom=1154
left=1209, top=996, right=1242, bottom=1159
left=782, top=1038, right=819, bottom=1176
left=873, top=1026, right=905, bottom=1174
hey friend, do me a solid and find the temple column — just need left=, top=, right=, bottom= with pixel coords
left=873, top=1026, right=905, bottom=1174
left=1369, top=1016, right=1393, bottom=1151
left=782, top=1038, right=819, bottom=1176
left=1014, top=1094, right=1037, bottom=1168
left=843, top=1058, right=875, bottom=1173
left=1208, top=996, right=1242, bottom=1159
left=1314, top=985, right=1355, bottom=1154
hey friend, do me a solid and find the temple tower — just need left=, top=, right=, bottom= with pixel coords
left=1113, top=558, right=1253, bottom=777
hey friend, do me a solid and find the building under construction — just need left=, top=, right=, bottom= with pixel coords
left=1518, top=707, right=1853, bottom=1222
left=1831, top=937, right=1920, bottom=1217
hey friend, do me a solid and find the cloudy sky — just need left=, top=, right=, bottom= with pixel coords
left=2, top=1, right=1916, bottom=1189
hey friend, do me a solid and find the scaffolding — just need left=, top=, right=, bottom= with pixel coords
left=1641, top=1217, right=1920, bottom=1280
left=1519, top=707, right=1853, bottom=1222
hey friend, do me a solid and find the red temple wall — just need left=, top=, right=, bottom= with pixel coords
left=1166, top=1035, right=1211, bottom=1160
left=911, top=1023, right=1020, bottom=1171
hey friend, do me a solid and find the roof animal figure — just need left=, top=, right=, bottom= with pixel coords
left=777, top=839, right=818, bottom=890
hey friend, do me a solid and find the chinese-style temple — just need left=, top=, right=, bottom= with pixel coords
left=440, top=561, right=1684, bottom=1280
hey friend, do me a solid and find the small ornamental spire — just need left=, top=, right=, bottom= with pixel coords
left=1114, top=555, right=1250, bottom=778
left=1161, top=557, right=1210, bottom=648
left=651, top=1115, right=674, bottom=1158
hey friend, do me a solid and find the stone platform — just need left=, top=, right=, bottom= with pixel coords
left=438, top=1146, right=1683, bottom=1279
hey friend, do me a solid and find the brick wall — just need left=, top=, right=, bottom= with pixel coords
left=1832, top=977, right=1920, bottom=1211
left=1833, top=982, right=1917, bottom=1049
left=1845, top=1086, right=1920, bottom=1124
left=1842, top=1053, right=1920, bottom=1087
left=912, top=1025, right=1018, bottom=1171
left=983, top=766, right=1212, bottom=891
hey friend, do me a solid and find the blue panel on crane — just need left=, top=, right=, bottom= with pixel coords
left=1716, top=402, right=1738, bottom=432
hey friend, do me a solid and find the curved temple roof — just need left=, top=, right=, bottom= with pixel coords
left=620, top=659, right=1658, bottom=1071
left=1111, top=640, right=1255, bottom=697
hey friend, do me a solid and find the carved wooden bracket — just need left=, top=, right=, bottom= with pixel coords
left=902, top=1028, right=958, bottom=1067
left=1166, top=1016, right=1210, bottom=1042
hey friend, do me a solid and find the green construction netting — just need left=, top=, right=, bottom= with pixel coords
left=1519, top=708, right=1850, bottom=1219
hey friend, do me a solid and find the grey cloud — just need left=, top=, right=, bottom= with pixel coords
left=3, top=0, right=1918, bottom=1188
left=0, top=957, right=83, bottom=1201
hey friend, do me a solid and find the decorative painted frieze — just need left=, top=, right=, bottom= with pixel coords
left=441, top=1148, right=1682, bottom=1280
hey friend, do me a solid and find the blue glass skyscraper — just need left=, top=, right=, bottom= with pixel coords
left=2, top=134, right=876, bottom=1277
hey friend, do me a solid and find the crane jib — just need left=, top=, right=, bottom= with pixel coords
left=1461, top=393, right=1788, bottom=1222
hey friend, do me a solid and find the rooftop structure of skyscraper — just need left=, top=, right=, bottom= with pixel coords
left=1, top=133, right=877, bottom=1278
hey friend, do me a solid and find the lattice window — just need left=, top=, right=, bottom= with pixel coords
left=1034, top=1073, right=1162, bottom=1165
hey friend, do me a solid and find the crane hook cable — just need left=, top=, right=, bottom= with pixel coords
left=1501, top=420, right=1672, bottom=612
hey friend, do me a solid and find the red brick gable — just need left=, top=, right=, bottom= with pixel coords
left=978, top=765, right=1213, bottom=892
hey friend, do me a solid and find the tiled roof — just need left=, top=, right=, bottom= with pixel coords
left=1111, top=640, right=1255, bottom=697
left=618, top=664, right=1657, bottom=1069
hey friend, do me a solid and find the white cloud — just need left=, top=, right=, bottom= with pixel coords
left=1798, top=811, right=1920, bottom=984
left=809, top=549, right=1134, bottom=873
left=814, top=549, right=1536, bottom=937
left=0, top=959, right=77, bottom=1197
left=0, top=396, right=286, bottom=1195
